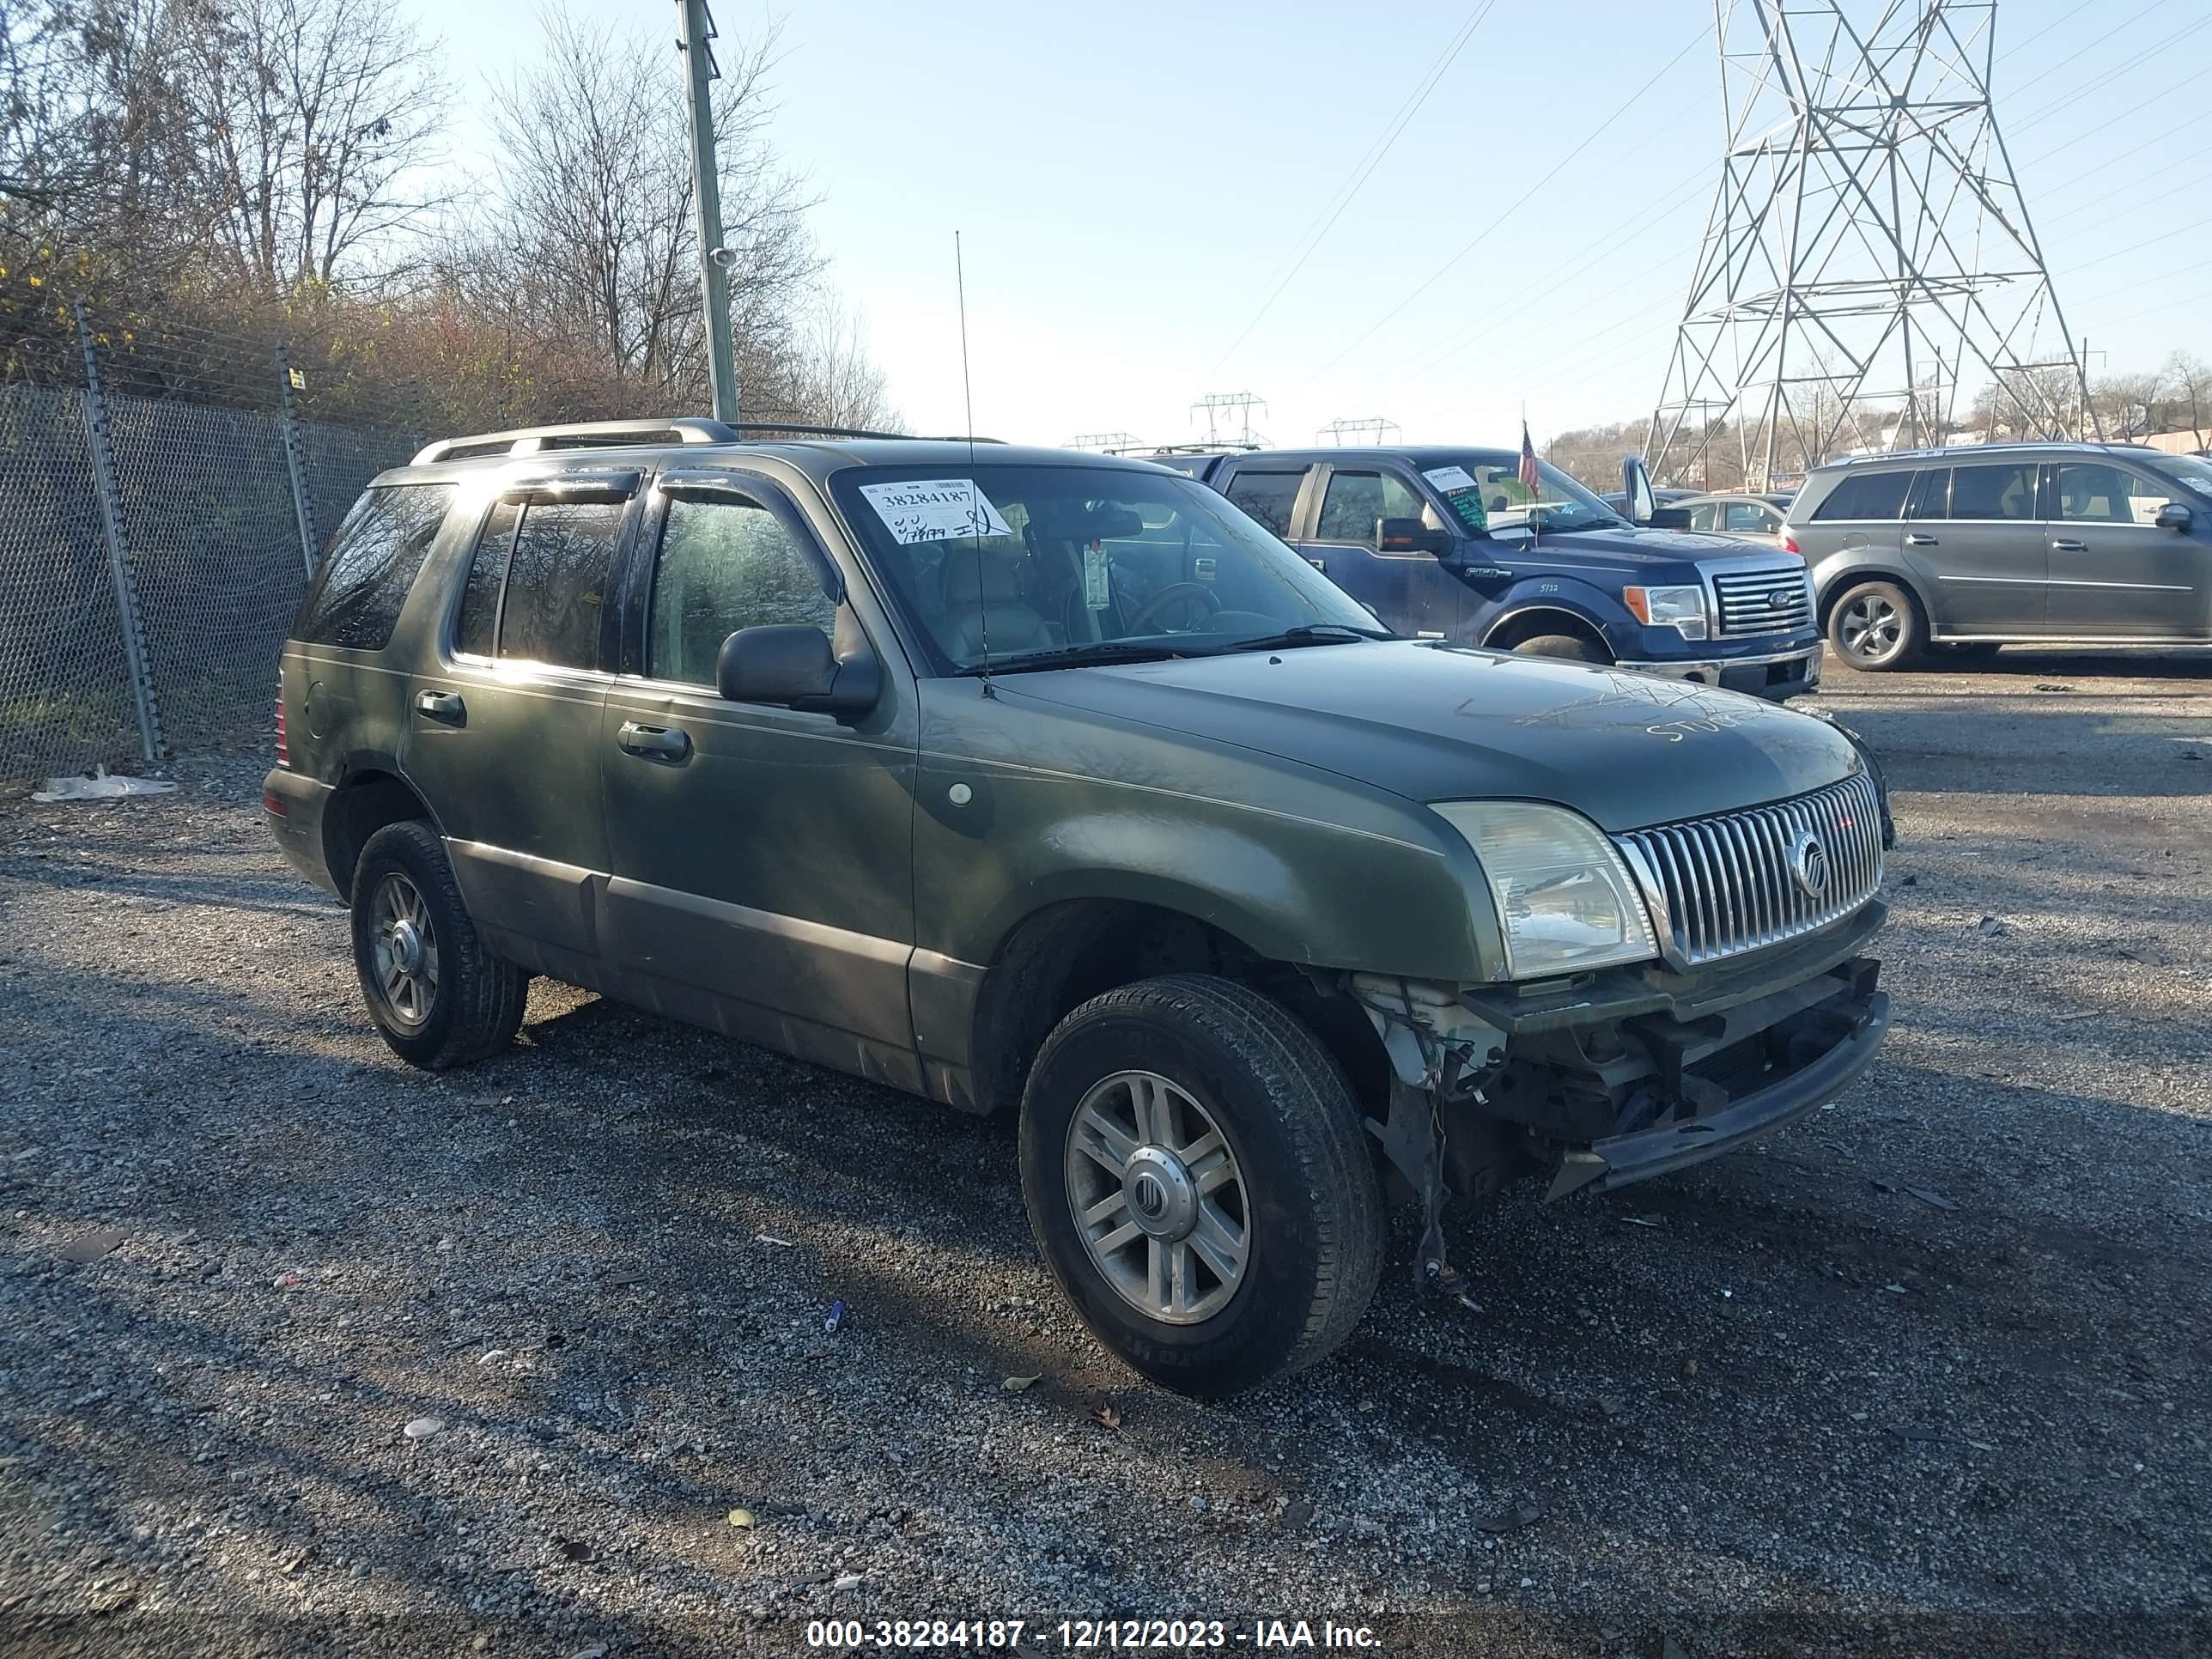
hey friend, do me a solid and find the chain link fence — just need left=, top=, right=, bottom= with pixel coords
left=0, top=303, right=423, bottom=784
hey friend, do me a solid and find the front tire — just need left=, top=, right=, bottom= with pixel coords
left=350, top=820, right=527, bottom=1070
left=1826, top=578, right=1923, bottom=671
left=1019, top=975, right=1385, bottom=1398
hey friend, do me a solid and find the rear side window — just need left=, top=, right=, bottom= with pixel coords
left=502, top=501, right=620, bottom=667
left=1809, top=470, right=1911, bottom=521
left=454, top=501, right=518, bottom=659
left=1223, top=470, right=1304, bottom=537
left=451, top=496, right=622, bottom=669
left=294, top=483, right=453, bottom=649
left=1943, top=462, right=2038, bottom=521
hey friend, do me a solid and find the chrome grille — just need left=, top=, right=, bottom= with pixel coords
left=1711, top=564, right=1814, bottom=636
left=1615, top=774, right=1884, bottom=968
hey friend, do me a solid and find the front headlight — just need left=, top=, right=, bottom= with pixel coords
left=1433, top=801, right=1659, bottom=980
left=1622, top=584, right=1709, bottom=640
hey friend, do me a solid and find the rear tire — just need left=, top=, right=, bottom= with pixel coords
left=350, top=820, right=527, bottom=1071
left=1018, top=975, right=1385, bottom=1398
left=1826, top=578, right=1923, bottom=671
left=1511, top=633, right=1610, bottom=664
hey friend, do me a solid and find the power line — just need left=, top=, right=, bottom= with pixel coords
left=2011, top=10, right=2209, bottom=131
left=1208, top=2, right=1496, bottom=377
left=2000, top=0, right=2171, bottom=99
left=1996, top=0, right=2105, bottom=63
left=1291, top=28, right=1705, bottom=398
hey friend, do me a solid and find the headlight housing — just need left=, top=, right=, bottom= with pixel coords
left=1622, top=584, right=1709, bottom=640
left=1433, top=801, right=1659, bottom=980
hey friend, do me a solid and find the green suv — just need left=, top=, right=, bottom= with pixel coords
left=265, top=418, right=1893, bottom=1396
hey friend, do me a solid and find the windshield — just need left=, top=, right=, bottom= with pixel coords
left=831, top=464, right=1389, bottom=673
left=1427, top=453, right=1627, bottom=533
left=2152, top=453, right=2212, bottom=503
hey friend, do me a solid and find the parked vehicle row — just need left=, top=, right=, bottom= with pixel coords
left=269, top=418, right=1893, bottom=1396
left=1152, top=446, right=1823, bottom=702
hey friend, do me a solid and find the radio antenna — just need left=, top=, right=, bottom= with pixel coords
left=956, top=229, right=993, bottom=694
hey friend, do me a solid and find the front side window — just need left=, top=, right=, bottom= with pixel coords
left=296, top=483, right=454, bottom=650
left=1223, top=469, right=1304, bottom=537
left=649, top=496, right=836, bottom=685
left=1943, top=463, right=2038, bottom=521
left=1419, top=453, right=1624, bottom=533
left=832, top=464, right=1384, bottom=674
left=1315, top=471, right=1426, bottom=546
left=2057, top=463, right=2171, bottom=526
left=1812, top=470, right=1912, bottom=521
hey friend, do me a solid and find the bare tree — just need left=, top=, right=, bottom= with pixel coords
left=787, top=292, right=900, bottom=430
left=173, top=0, right=449, bottom=294
left=2160, top=351, right=2209, bottom=447
left=460, top=4, right=819, bottom=416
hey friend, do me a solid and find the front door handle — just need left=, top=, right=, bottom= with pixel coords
left=1306, top=556, right=1327, bottom=572
left=617, top=720, right=691, bottom=762
left=2051, top=538, right=2087, bottom=552
left=1905, top=534, right=1939, bottom=546
left=414, top=690, right=465, bottom=725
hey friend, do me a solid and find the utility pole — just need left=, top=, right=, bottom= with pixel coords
left=677, top=0, right=738, bottom=423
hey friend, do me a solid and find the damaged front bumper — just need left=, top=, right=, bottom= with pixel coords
left=1354, top=900, right=1890, bottom=1206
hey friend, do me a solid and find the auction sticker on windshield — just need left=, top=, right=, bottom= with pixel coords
left=1421, top=465, right=1487, bottom=532
left=856, top=478, right=1012, bottom=545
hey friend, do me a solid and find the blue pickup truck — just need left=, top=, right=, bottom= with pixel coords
left=1153, top=445, right=1823, bottom=701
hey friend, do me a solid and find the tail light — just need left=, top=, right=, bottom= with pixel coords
left=1778, top=527, right=1801, bottom=556
left=274, top=680, right=290, bottom=769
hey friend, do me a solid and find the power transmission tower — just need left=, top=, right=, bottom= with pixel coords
left=1191, top=392, right=1268, bottom=447
left=677, top=0, right=738, bottom=423
left=1316, top=417, right=1401, bottom=446
left=1066, top=431, right=1145, bottom=453
left=1646, top=1, right=2094, bottom=490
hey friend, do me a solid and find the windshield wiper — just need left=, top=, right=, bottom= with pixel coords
left=952, top=640, right=1195, bottom=676
left=1215, top=623, right=1394, bottom=653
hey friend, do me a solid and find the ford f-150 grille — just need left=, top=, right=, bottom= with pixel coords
left=1710, top=564, right=1814, bottom=637
left=1614, top=773, right=1883, bottom=968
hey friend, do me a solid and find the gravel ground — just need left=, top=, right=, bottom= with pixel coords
left=2, top=647, right=2208, bottom=1658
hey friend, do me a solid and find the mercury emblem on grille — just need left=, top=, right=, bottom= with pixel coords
left=1787, top=827, right=1830, bottom=899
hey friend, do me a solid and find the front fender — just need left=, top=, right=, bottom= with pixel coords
left=1474, top=577, right=1632, bottom=649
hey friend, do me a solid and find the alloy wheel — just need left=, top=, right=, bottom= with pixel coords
left=369, top=872, right=440, bottom=1029
left=1838, top=592, right=1903, bottom=665
left=1063, top=1070, right=1249, bottom=1324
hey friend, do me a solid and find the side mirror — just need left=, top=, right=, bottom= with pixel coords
left=1622, top=453, right=1658, bottom=525
left=1377, top=516, right=1451, bottom=556
left=1646, top=505, right=1694, bottom=530
left=2155, top=501, right=2193, bottom=532
left=716, top=624, right=881, bottom=720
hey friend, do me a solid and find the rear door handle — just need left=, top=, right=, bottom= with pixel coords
left=414, top=690, right=465, bottom=725
left=617, top=720, right=691, bottom=762
left=1905, top=534, right=1939, bottom=546
left=2051, top=538, right=2087, bottom=551
left=1305, top=557, right=1327, bottom=572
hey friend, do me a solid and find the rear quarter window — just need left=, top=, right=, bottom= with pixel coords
left=293, top=483, right=455, bottom=650
left=1809, top=470, right=1911, bottom=522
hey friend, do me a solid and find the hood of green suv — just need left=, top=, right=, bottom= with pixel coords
left=1006, top=641, right=1858, bottom=831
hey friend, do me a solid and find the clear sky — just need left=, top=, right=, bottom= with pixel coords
left=398, top=0, right=2210, bottom=447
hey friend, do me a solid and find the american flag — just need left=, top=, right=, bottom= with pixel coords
left=1518, top=422, right=1540, bottom=492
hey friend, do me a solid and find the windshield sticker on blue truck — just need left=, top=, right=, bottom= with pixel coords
left=856, top=478, right=1012, bottom=545
left=1422, top=465, right=1489, bottom=533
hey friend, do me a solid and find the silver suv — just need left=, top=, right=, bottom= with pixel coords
left=1786, top=442, right=2212, bottom=669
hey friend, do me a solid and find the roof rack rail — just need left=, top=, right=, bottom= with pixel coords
left=412, top=417, right=737, bottom=466
left=411, top=416, right=1004, bottom=466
